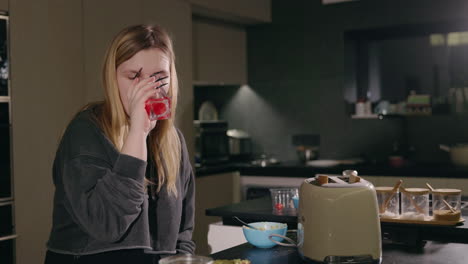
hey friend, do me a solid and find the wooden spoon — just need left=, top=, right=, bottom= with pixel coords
left=426, top=183, right=457, bottom=214
left=380, top=180, right=403, bottom=214
left=400, top=186, right=426, bottom=214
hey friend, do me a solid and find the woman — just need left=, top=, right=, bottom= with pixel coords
left=44, top=24, right=195, bottom=264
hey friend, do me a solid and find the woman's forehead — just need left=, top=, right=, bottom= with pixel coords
left=119, top=48, right=170, bottom=73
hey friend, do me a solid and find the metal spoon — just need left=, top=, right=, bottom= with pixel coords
left=233, top=216, right=260, bottom=230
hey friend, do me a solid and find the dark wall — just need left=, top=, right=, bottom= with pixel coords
left=195, top=0, right=468, bottom=163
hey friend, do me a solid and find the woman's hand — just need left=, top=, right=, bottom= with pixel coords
left=126, top=75, right=163, bottom=136
left=121, top=75, right=166, bottom=161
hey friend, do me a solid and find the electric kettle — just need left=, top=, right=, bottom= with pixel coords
left=297, top=174, right=382, bottom=263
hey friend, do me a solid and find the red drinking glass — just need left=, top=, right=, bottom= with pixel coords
left=145, top=93, right=171, bottom=121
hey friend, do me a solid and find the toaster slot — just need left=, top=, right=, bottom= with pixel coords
left=329, top=176, right=347, bottom=184
left=310, top=174, right=366, bottom=187
left=337, top=176, right=350, bottom=183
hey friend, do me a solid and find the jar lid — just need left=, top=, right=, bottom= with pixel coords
left=431, top=188, right=461, bottom=195
left=402, top=187, right=430, bottom=194
left=375, top=187, right=396, bottom=193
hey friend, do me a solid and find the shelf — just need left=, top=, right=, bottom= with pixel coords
left=0, top=197, right=12, bottom=203
left=351, top=113, right=432, bottom=119
left=0, top=200, right=12, bottom=207
left=351, top=114, right=380, bottom=119
left=0, top=96, right=9, bottom=103
left=193, top=80, right=244, bottom=87
left=0, top=234, right=17, bottom=242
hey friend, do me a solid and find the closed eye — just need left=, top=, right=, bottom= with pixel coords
left=129, top=68, right=143, bottom=80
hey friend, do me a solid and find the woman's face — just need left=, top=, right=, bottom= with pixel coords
left=116, top=48, right=170, bottom=115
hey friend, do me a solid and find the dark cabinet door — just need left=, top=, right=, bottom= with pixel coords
left=0, top=122, right=10, bottom=198
left=0, top=102, right=7, bottom=123
left=0, top=239, right=14, bottom=264
left=0, top=204, right=12, bottom=236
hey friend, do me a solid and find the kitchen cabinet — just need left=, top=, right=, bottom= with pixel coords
left=189, top=0, right=271, bottom=25
left=344, top=21, right=468, bottom=116
left=0, top=0, right=6, bottom=14
left=192, top=18, right=247, bottom=85
left=193, top=171, right=241, bottom=255
left=0, top=13, right=14, bottom=264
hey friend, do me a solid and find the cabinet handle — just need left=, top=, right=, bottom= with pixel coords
left=0, top=234, right=18, bottom=242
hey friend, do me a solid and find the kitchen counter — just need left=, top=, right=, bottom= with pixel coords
left=211, top=238, right=468, bottom=264
left=196, top=160, right=468, bottom=178
left=206, top=196, right=468, bottom=245
left=208, top=197, right=468, bottom=263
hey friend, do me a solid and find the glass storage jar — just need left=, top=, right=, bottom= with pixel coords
left=431, top=188, right=461, bottom=222
left=401, top=188, right=430, bottom=220
left=269, top=188, right=298, bottom=214
left=375, top=187, right=399, bottom=219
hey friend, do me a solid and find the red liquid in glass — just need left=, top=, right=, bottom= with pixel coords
left=145, top=96, right=171, bottom=121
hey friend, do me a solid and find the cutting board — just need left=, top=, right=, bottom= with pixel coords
left=381, top=217, right=465, bottom=226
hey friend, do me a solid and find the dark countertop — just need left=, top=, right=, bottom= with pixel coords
left=206, top=196, right=298, bottom=227
left=211, top=239, right=468, bottom=264
left=206, top=196, right=468, bottom=244
left=209, top=197, right=468, bottom=263
left=196, top=160, right=468, bottom=178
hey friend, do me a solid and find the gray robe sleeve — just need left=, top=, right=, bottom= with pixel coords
left=60, top=118, right=148, bottom=243
left=62, top=153, right=147, bottom=242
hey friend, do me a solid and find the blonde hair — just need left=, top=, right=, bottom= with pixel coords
left=93, top=24, right=181, bottom=197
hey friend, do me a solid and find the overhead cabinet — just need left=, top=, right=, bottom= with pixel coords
left=192, top=19, right=247, bottom=85
left=190, top=0, right=271, bottom=25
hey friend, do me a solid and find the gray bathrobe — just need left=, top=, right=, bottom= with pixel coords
left=46, top=106, right=195, bottom=256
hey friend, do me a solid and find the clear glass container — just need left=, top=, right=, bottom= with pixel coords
left=375, top=187, right=399, bottom=219
left=432, top=188, right=461, bottom=222
left=159, top=255, right=213, bottom=264
left=401, top=188, right=430, bottom=220
left=269, top=188, right=298, bottom=214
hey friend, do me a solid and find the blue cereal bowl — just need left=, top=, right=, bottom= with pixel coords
left=292, top=196, right=299, bottom=209
left=242, top=222, right=288, bottom=248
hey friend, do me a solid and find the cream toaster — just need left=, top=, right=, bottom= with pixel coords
left=297, top=174, right=382, bottom=264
